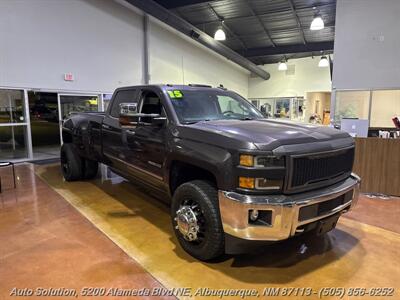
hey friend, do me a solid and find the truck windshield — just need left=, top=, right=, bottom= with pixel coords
left=168, top=89, right=263, bottom=124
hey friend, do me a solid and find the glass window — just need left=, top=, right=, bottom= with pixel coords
left=334, top=91, right=370, bottom=124
left=275, top=99, right=290, bottom=118
left=0, top=125, right=28, bottom=159
left=258, top=99, right=275, bottom=118
left=0, top=89, right=26, bottom=123
left=110, top=89, right=137, bottom=118
left=370, top=90, right=400, bottom=128
left=102, top=94, right=113, bottom=112
left=169, top=90, right=262, bottom=123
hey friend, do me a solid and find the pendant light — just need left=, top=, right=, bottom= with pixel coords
left=278, top=61, right=288, bottom=71
left=310, top=8, right=324, bottom=31
left=318, top=55, right=329, bottom=67
left=214, top=20, right=226, bottom=41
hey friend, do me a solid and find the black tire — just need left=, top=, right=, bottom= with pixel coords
left=83, top=158, right=98, bottom=180
left=60, top=143, right=83, bottom=181
left=171, top=180, right=225, bottom=261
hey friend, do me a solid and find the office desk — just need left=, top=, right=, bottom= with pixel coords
left=353, top=138, right=400, bottom=196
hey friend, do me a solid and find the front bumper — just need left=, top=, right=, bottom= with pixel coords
left=219, top=173, right=360, bottom=241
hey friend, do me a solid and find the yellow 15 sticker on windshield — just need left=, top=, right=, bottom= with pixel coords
left=167, top=90, right=183, bottom=99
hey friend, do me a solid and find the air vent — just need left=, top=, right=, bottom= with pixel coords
left=285, top=65, right=295, bottom=76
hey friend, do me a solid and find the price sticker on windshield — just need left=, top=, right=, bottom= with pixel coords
left=167, top=90, right=183, bottom=99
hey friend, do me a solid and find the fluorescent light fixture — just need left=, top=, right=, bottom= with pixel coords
left=310, top=15, right=324, bottom=30
left=214, top=28, right=226, bottom=41
left=278, top=61, right=288, bottom=71
left=319, top=56, right=329, bottom=67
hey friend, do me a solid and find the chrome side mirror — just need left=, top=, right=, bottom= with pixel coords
left=119, top=103, right=138, bottom=127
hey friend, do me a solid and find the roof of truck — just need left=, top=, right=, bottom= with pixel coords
left=117, top=84, right=228, bottom=92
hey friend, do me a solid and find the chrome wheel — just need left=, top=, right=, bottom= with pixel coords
left=174, top=200, right=206, bottom=244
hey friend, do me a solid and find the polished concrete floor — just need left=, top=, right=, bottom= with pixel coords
left=1, top=163, right=399, bottom=300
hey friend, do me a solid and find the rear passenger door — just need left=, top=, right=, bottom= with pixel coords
left=102, top=88, right=138, bottom=166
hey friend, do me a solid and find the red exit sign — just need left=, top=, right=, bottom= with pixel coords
left=64, top=73, right=74, bottom=81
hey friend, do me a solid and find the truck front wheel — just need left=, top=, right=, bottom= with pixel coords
left=171, top=180, right=225, bottom=261
left=60, top=143, right=83, bottom=181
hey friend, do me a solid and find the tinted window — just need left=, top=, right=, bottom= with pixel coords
left=110, top=89, right=137, bottom=118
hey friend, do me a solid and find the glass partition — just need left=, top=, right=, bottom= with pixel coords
left=334, top=91, right=370, bottom=125
left=370, top=90, right=400, bottom=128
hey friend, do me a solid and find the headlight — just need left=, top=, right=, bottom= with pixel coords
left=255, top=155, right=285, bottom=168
left=239, top=177, right=283, bottom=190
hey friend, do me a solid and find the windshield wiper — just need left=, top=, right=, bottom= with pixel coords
left=240, top=117, right=254, bottom=120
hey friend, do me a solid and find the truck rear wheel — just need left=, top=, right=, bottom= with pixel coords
left=60, top=143, right=83, bottom=181
left=171, top=180, right=225, bottom=261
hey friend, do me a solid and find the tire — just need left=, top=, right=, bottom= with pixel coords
left=83, top=158, right=98, bottom=180
left=171, top=180, right=225, bottom=261
left=60, top=143, right=83, bottom=181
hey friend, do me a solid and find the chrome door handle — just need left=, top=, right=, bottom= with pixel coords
left=102, top=124, right=111, bottom=129
left=127, top=129, right=135, bottom=135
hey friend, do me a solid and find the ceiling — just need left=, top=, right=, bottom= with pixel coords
left=153, top=0, right=336, bottom=65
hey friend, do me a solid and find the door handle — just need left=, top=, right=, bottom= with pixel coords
left=126, top=129, right=136, bottom=135
left=102, top=124, right=111, bottom=129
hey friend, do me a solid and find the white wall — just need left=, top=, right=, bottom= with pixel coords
left=248, top=57, right=331, bottom=99
left=0, top=0, right=144, bottom=92
left=0, top=0, right=249, bottom=96
left=332, top=0, right=400, bottom=90
left=148, top=18, right=249, bottom=97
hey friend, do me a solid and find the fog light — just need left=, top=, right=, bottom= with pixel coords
left=239, top=177, right=255, bottom=189
left=249, top=209, right=259, bottom=221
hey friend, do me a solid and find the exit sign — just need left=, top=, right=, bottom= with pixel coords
left=64, top=73, right=74, bottom=81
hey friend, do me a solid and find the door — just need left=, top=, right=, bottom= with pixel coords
left=58, top=94, right=99, bottom=144
left=102, top=88, right=138, bottom=165
left=123, top=88, right=167, bottom=187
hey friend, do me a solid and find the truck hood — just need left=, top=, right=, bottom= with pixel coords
left=179, top=119, right=352, bottom=151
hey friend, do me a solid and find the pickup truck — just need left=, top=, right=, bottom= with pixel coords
left=61, top=84, right=360, bottom=261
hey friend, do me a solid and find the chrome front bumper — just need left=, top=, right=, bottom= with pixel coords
left=219, top=174, right=360, bottom=241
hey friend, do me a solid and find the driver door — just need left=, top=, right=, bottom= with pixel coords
left=123, top=88, right=167, bottom=189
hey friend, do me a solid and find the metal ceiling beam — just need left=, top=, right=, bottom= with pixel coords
left=155, top=0, right=216, bottom=9
left=192, top=3, right=335, bottom=26
left=287, top=0, right=307, bottom=45
left=121, top=0, right=270, bottom=79
left=243, top=41, right=334, bottom=58
left=244, top=0, right=276, bottom=48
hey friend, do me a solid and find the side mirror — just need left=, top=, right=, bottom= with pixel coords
left=119, top=102, right=167, bottom=128
left=119, top=103, right=138, bottom=127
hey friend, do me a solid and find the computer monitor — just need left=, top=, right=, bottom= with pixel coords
left=340, top=119, right=369, bottom=137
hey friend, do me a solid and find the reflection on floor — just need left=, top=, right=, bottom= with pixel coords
left=0, top=164, right=174, bottom=300
left=30, top=163, right=399, bottom=299
left=32, top=145, right=60, bottom=161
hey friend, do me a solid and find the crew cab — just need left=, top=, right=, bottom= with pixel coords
left=61, top=84, right=360, bottom=260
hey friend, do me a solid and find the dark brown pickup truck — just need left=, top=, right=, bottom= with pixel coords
left=61, top=84, right=360, bottom=260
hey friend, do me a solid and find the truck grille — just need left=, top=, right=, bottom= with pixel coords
left=286, top=147, right=354, bottom=192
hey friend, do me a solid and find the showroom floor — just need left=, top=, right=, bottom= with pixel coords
left=0, top=164, right=399, bottom=299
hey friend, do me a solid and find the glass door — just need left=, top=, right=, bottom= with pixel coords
left=0, top=89, right=30, bottom=160
left=58, top=94, right=99, bottom=144
left=28, top=91, right=60, bottom=160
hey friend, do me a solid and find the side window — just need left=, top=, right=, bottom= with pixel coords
left=140, top=91, right=165, bottom=124
left=110, top=89, right=137, bottom=118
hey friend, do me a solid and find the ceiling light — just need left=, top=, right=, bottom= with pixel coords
left=318, top=55, right=329, bottom=67
left=278, top=61, right=288, bottom=71
left=310, top=15, right=324, bottom=30
left=214, top=28, right=226, bottom=41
